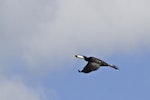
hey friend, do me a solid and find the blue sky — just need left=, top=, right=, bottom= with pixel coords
left=43, top=51, right=150, bottom=100
left=0, top=0, right=150, bottom=100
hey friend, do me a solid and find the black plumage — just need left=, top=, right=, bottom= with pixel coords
left=75, top=54, right=119, bottom=73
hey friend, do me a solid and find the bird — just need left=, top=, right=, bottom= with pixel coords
left=75, top=54, right=119, bottom=73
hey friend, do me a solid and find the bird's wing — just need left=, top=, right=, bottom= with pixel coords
left=81, top=62, right=100, bottom=73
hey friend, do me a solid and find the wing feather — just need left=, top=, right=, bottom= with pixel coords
left=81, top=62, right=100, bottom=73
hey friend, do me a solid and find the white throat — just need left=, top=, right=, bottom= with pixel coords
left=75, top=55, right=85, bottom=59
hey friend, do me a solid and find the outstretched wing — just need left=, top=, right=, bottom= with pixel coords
left=80, top=62, right=100, bottom=73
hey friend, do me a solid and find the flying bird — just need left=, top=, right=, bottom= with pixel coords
left=75, top=54, right=119, bottom=73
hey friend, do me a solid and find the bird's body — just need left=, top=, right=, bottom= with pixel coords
left=75, top=54, right=119, bottom=73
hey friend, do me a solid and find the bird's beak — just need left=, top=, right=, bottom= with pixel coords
left=74, top=55, right=77, bottom=57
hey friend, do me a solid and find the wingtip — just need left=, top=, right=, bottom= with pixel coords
left=78, top=69, right=81, bottom=73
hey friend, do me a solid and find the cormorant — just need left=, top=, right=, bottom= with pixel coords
left=75, top=54, right=119, bottom=73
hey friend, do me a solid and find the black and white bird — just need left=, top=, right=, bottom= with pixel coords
left=75, top=54, right=119, bottom=73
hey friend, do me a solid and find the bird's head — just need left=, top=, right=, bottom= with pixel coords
left=74, top=54, right=85, bottom=59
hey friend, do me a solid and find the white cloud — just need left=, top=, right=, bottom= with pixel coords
left=0, top=77, right=48, bottom=100
left=0, top=0, right=150, bottom=73
left=0, top=1, right=149, bottom=99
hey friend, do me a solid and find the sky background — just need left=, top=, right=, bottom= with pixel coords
left=0, top=0, right=150, bottom=100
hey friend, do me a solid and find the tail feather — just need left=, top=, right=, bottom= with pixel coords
left=109, top=64, right=119, bottom=70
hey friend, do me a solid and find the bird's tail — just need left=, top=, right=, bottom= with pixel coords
left=109, top=64, right=119, bottom=70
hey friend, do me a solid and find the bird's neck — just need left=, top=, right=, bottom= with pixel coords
left=83, top=56, right=89, bottom=61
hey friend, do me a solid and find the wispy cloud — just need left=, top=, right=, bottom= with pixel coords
left=0, top=0, right=150, bottom=73
left=0, top=0, right=150, bottom=100
left=0, top=76, right=48, bottom=100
